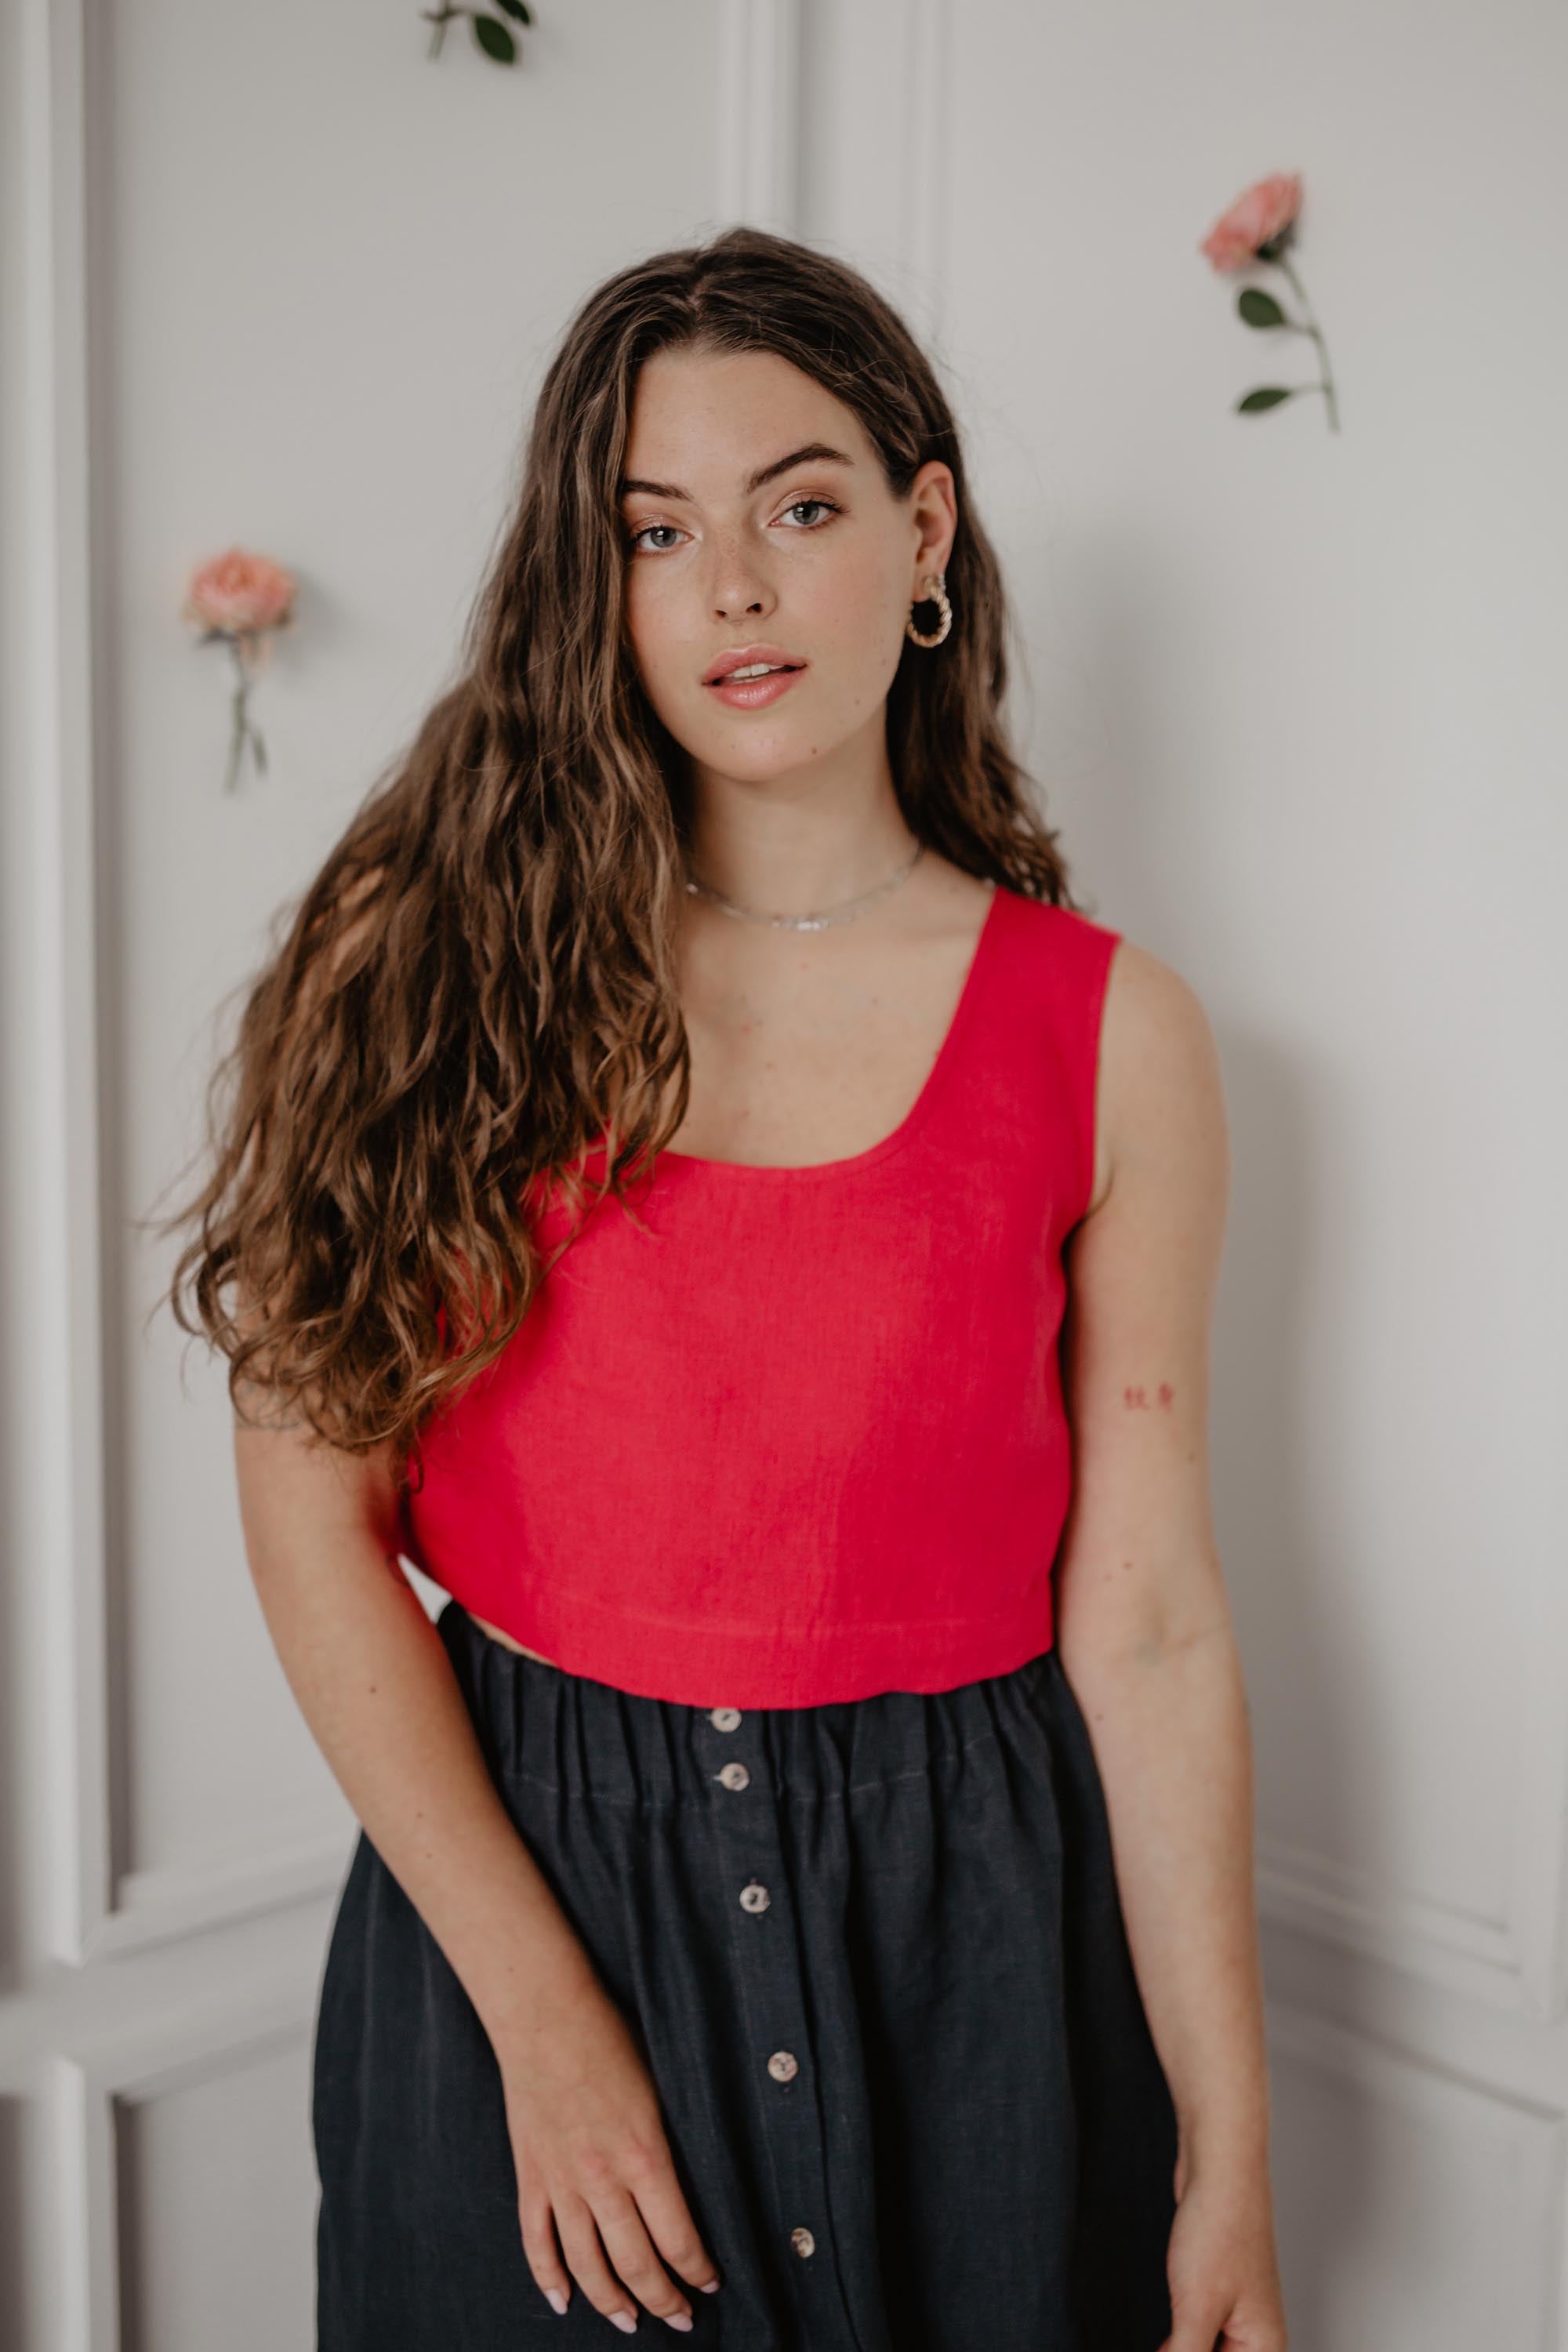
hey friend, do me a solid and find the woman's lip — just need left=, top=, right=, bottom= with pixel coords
left=704, top=665, right=807, bottom=710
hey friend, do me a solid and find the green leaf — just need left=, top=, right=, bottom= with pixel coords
left=1236, top=386, right=1295, bottom=412
left=494, top=0, right=532, bottom=19
left=473, top=13, right=517, bottom=61
left=1237, top=287, right=1287, bottom=329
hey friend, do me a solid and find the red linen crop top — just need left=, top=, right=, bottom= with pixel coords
left=397, top=883, right=1120, bottom=1708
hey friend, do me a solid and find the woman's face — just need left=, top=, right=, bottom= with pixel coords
left=618, top=343, right=955, bottom=790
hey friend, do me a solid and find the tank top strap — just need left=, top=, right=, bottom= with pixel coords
left=928, top=885, right=1121, bottom=1228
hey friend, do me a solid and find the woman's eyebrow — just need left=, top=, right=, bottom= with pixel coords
left=617, top=442, right=855, bottom=503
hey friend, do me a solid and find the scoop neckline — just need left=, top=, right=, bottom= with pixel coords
left=653, top=879, right=1008, bottom=1181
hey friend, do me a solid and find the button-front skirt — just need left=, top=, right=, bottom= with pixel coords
left=312, top=1599, right=1179, bottom=2350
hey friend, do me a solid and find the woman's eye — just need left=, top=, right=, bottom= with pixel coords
left=627, top=523, right=684, bottom=554
left=780, top=497, right=840, bottom=528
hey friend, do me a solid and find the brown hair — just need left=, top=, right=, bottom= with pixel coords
left=153, top=223, right=1082, bottom=1490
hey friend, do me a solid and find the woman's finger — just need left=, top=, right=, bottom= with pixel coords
left=514, top=2144, right=575, bottom=2315
left=592, top=2177, right=696, bottom=2330
left=620, top=2145, right=723, bottom=2297
left=553, top=2187, right=649, bottom=2332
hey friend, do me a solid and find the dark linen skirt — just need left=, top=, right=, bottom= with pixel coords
left=312, top=1598, right=1179, bottom=2350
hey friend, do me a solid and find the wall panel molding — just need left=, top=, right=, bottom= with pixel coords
left=1257, top=1552, right=1568, bottom=2021
left=715, top=0, right=802, bottom=231
left=93, top=1828, right=356, bottom=1962
left=1259, top=1813, right=1563, bottom=2024
left=30, top=0, right=118, bottom=1971
left=51, top=1994, right=310, bottom=2352
left=1265, top=1999, right=1566, bottom=2348
left=897, top=0, right=953, bottom=303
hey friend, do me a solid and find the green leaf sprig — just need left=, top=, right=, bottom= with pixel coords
left=422, top=0, right=535, bottom=68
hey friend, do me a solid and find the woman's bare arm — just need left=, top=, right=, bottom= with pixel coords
left=1051, top=939, right=1287, bottom=2352
left=233, top=1401, right=597, bottom=2042
left=232, top=1385, right=720, bottom=2332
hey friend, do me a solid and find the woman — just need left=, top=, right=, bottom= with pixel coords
left=165, top=225, right=1287, bottom=2351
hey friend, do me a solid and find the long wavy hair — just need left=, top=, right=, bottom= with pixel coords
left=154, top=223, right=1083, bottom=1494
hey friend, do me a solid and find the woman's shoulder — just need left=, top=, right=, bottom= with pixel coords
left=1081, top=921, right=1228, bottom=1222
left=1098, top=927, right=1218, bottom=1067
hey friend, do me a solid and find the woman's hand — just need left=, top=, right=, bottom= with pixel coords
left=1158, top=2163, right=1289, bottom=2352
left=500, top=1969, right=722, bottom=2332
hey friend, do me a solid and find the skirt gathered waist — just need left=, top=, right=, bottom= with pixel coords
left=448, top=1597, right=1066, bottom=1809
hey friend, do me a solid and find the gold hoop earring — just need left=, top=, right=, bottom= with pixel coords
left=906, top=572, right=953, bottom=648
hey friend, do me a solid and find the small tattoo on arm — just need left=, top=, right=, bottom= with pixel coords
left=1121, top=1381, right=1175, bottom=1410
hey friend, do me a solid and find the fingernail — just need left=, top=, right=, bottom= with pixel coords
left=611, top=2316, right=637, bottom=2335
left=699, top=2279, right=720, bottom=2292
left=663, top=2318, right=693, bottom=2333
left=546, top=2288, right=568, bottom=2314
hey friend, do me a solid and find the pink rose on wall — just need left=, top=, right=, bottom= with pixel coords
left=182, top=548, right=297, bottom=792
left=1200, top=172, right=1341, bottom=433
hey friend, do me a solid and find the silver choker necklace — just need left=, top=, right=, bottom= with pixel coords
left=681, top=840, right=926, bottom=932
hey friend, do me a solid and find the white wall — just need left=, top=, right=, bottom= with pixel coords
left=3, top=0, right=1564, bottom=2342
